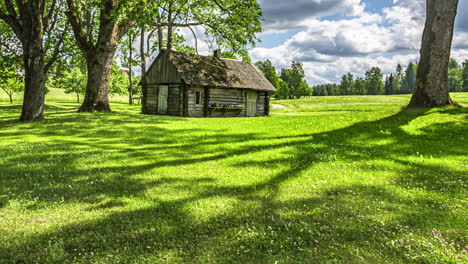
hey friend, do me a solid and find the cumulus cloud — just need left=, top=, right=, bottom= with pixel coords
left=455, top=0, right=468, bottom=32
left=251, top=0, right=468, bottom=85
left=259, top=0, right=365, bottom=32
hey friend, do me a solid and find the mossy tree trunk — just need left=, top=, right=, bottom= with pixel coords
left=409, top=0, right=459, bottom=107
left=79, top=49, right=115, bottom=112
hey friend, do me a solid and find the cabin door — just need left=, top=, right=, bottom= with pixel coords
left=246, top=91, right=258, bottom=117
left=158, top=85, right=168, bottom=114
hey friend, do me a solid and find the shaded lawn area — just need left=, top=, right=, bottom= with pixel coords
left=0, top=94, right=467, bottom=263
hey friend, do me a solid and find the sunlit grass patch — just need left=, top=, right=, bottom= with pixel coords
left=0, top=94, right=467, bottom=263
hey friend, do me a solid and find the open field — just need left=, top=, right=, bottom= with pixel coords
left=0, top=88, right=129, bottom=104
left=0, top=93, right=467, bottom=263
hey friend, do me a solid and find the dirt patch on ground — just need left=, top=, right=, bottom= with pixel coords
left=271, top=104, right=289, bottom=110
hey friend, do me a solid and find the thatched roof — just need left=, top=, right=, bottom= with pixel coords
left=155, top=50, right=276, bottom=92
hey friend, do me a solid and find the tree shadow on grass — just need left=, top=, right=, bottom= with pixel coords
left=0, top=106, right=467, bottom=262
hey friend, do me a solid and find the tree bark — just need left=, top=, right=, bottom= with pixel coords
left=128, top=35, right=133, bottom=105
left=409, top=0, right=459, bottom=107
left=19, top=4, right=46, bottom=121
left=140, top=27, right=148, bottom=113
left=156, top=12, right=164, bottom=52
left=20, top=53, right=46, bottom=120
left=0, top=0, right=49, bottom=121
left=79, top=51, right=114, bottom=112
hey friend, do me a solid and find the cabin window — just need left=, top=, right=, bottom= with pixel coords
left=195, top=91, right=201, bottom=105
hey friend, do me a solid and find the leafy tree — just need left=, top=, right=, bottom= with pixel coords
left=0, top=67, right=23, bottom=104
left=56, top=67, right=87, bottom=103
left=365, top=67, right=384, bottom=95
left=462, top=60, right=468, bottom=92
left=110, top=65, right=130, bottom=97
left=354, top=77, right=367, bottom=95
left=276, top=79, right=290, bottom=99
left=65, top=0, right=158, bottom=112
left=119, top=29, right=140, bottom=104
left=300, top=82, right=313, bottom=97
left=0, top=0, right=68, bottom=120
left=280, top=62, right=310, bottom=98
left=221, top=51, right=239, bottom=60
left=255, top=60, right=280, bottom=90
left=448, top=59, right=463, bottom=92
left=0, top=26, right=22, bottom=103
left=409, top=0, right=458, bottom=107
left=449, top=58, right=459, bottom=70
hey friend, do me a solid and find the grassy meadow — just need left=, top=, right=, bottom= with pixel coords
left=0, top=91, right=467, bottom=263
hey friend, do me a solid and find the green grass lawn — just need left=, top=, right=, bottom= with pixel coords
left=0, top=93, right=467, bottom=263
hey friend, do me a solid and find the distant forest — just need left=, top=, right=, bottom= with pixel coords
left=256, top=58, right=468, bottom=99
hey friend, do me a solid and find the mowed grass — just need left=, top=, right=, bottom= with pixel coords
left=0, top=93, right=467, bottom=263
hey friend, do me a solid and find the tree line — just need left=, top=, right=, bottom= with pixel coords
left=0, top=0, right=263, bottom=121
left=256, top=58, right=468, bottom=99
left=313, top=63, right=418, bottom=96
left=255, top=60, right=312, bottom=99
left=254, top=0, right=461, bottom=105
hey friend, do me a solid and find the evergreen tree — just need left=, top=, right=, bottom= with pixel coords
left=327, top=84, right=335, bottom=96
left=462, top=60, right=468, bottom=92
left=391, top=74, right=401, bottom=95
left=354, top=78, right=367, bottom=95
left=339, top=72, right=354, bottom=95
left=365, top=67, right=384, bottom=95
left=403, top=63, right=417, bottom=94
left=384, top=75, right=392, bottom=95
left=394, top=64, right=403, bottom=94
left=396, top=64, right=404, bottom=80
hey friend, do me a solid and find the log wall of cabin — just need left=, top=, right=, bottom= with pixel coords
left=146, top=85, right=158, bottom=114
left=145, top=84, right=181, bottom=115
left=167, top=84, right=181, bottom=116
left=208, top=88, right=246, bottom=117
left=187, top=87, right=205, bottom=117
left=257, top=92, right=269, bottom=116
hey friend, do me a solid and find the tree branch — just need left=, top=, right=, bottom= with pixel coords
left=43, top=0, right=57, bottom=31
left=44, top=27, right=67, bottom=73
left=0, top=1, right=22, bottom=37
left=117, top=0, right=158, bottom=39
left=188, top=25, right=198, bottom=55
left=153, top=22, right=202, bottom=27
left=65, top=0, right=94, bottom=54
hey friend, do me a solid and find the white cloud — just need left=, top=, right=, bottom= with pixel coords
left=260, top=0, right=365, bottom=32
left=251, top=0, right=468, bottom=85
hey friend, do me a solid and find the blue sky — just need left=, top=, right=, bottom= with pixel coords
left=249, top=0, right=468, bottom=85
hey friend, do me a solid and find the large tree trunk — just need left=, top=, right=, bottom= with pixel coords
left=20, top=55, right=46, bottom=120
left=409, top=0, right=459, bottom=107
left=79, top=51, right=114, bottom=112
left=19, top=17, right=46, bottom=121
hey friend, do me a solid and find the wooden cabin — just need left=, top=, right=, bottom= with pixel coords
left=142, top=50, right=276, bottom=117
